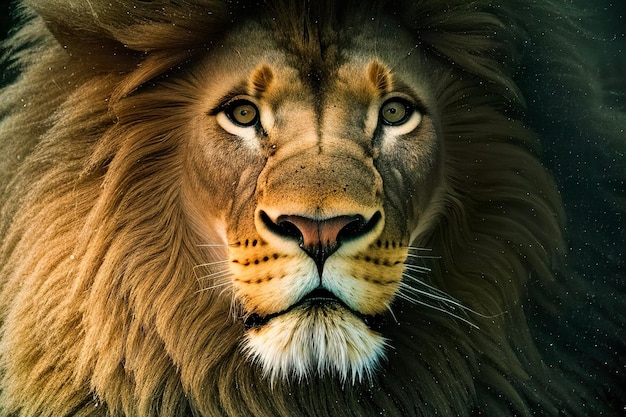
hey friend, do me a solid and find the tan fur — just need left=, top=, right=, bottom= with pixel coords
left=0, top=0, right=624, bottom=416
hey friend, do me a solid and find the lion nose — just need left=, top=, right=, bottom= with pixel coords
left=259, top=211, right=382, bottom=275
left=277, top=214, right=361, bottom=259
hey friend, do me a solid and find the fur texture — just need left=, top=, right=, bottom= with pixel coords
left=0, top=0, right=624, bottom=416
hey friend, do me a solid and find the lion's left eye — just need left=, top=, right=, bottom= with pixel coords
left=379, top=98, right=414, bottom=126
left=225, top=100, right=260, bottom=127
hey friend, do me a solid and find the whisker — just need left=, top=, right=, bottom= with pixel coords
left=194, top=280, right=232, bottom=293
left=405, top=246, right=432, bottom=252
left=398, top=281, right=479, bottom=317
left=395, top=288, right=480, bottom=330
left=193, top=259, right=230, bottom=269
left=196, top=243, right=238, bottom=248
left=398, top=276, right=482, bottom=327
left=399, top=276, right=507, bottom=322
left=229, top=292, right=240, bottom=322
left=402, top=273, right=453, bottom=299
left=403, top=264, right=431, bottom=274
left=405, top=253, right=440, bottom=260
left=195, top=269, right=232, bottom=282
left=191, top=254, right=239, bottom=320
left=385, top=303, right=399, bottom=325
left=399, top=250, right=485, bottom=328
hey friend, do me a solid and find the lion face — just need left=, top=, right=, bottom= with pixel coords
left=181, top=21, right=441, bottom=381
left=2, top=0, right=623, bottom=414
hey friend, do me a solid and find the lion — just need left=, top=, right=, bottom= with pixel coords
left=0, top=0, right=623, bottom=415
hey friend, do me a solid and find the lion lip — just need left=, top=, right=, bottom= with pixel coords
left=298, top=288, right=340, bottom=304
left=243, top=288, right=385, bottom=331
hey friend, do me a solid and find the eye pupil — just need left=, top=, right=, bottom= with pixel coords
left=227, top=101, right=259, bottom=127
left=380, top=99, right=412, bottom=125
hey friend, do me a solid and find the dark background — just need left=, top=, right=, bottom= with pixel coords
left=1, top=1, right=14, bottom=43
left=1, top=1, right=17, bottom=87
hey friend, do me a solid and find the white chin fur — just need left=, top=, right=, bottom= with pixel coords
left=243, top=303, right=387, bottom=385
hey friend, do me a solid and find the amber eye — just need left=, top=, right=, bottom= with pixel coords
left=225, top=100, right=259, bottom=127
left=379, top=98, right=413, bottom=126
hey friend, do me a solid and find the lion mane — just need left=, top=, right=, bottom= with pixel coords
left=0, top=0, right=624, bottom=416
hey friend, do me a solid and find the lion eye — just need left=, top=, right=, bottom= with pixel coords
left=225, top=100, right=260, bottom=127
left=379, top=98, right=413, bottom=126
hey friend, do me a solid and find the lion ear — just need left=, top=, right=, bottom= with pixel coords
left=367, top=60, right=393, bottom=95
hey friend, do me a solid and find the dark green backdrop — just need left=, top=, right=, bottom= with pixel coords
left=1, top=1, right=14, bottom=42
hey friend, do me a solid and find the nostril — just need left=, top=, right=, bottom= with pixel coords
left=336, top=215, right=367, bottom=243
left=337, top=211, right=383, bottom=246
left=259, top=210, right=304, bottom=242
left=276, top=219, right=304, bottom=242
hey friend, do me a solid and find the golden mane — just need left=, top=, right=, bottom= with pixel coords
left=0, top=0, right=624, bottom=416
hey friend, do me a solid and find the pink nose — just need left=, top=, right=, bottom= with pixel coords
left=259, top=211, right=381, bottom=276
left=277, top=214, right=364, bottom=275
left=278, top=214, right=359, bottom=252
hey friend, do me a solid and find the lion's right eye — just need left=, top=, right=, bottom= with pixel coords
left=224, top=100, right=260, bottom=127
left=214, top=98, right=264, bottom=140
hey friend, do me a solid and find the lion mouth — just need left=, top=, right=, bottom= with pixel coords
left=243, top=288, right=385, bottom=331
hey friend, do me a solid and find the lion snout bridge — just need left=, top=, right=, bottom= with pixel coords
left=259, top=211, right=382, bottom=275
